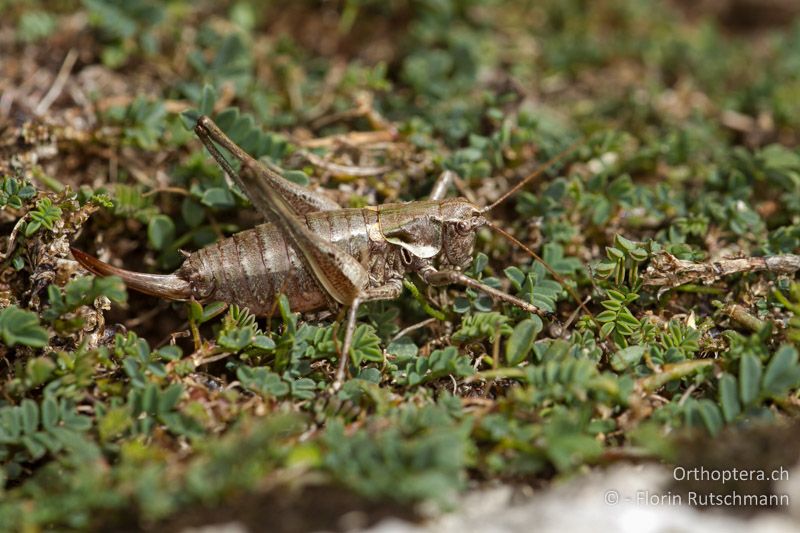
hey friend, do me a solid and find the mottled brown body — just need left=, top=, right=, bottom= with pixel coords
left=176, top=199, right=472, bottom=315
left=179, top=208, right=388, bottom=314
left=73, top=195, right=483, bottom=315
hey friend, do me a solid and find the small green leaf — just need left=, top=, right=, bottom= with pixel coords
left=141, top=384, right=158, bottom=415
left=358, top=367, right=382, bottom=383
left=718, top=373, right=741, bottom=422
left=606, top=246, right=624, bottom=260
left=201, top=187, right=235, bottom=208
left=630, top=248, right=648, bottom=261
left=41, top=398, right=58, bottom=430
left=147, top=215, right=175, bottom=251
left=697, top=399, right=723, bottom=436
left=252, top=335, right=276, bottom=351
left=188, top=300, right=204, bottom=322
left=0, top=307, right=49, bottom=347
left=21, top=435, right=46, bottom=460
left=158, top=384, right=184, bottom=413
left=200, top=301, right=228, bottom=323
left=219, top=327, right=254, bottom=351
left=615, top=234, right=637, bottom=252
left=155, top=345, right=183, bottom=361
left=596, top=310, right=617, bottom=323
left=283, top=170, right=310, bottom=186
left=452, top=297, right=471, bottom=313
left=26, top=357, right=55, bottom=386
left=739, top=354, right=762, bottom=406
left=236, top=367, right=290, bottom=397
left=180, top=108, right=201, bottom=130
left=349, top=324, right=383, bottom=366
left=617, top=312, right=640, bottom=327
left=504, top=266, right=525, bottom=289
left=616, top=322, right=635, bottom=336
left=762, top=345, right=800, bottom=396
left=610, top=345, right=646, bottom=372
left=24, top=220, right=42, bottom=237
left=600, top=299, right=621, bottom=311
left=34, top=429, right=62, bottom=454
left=387, top=337, right=418, bottom=359
left=505, top=317, right=543, bottom=366
left=216, top=107, right=239, bottom=130
left=606, top=289, right=625, bottom=301
left=21, top=399, right=39, bottom=435
left=290, top=378, right=317, bottom=400
left=198, top=84, right=217, bottom=116
left=181, top=198, right=205, bottom=228
left=473, top=253, right=488, bottom=275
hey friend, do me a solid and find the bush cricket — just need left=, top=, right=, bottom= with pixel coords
left=72, top=116, right=575, bottom=387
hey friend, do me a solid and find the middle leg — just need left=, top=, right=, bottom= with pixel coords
left=334, top=278, right=404, bottom=389
left=419, top=266, right=548, bottom=317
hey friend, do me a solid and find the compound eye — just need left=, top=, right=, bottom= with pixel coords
left=456, top=220, right=472, bottom=235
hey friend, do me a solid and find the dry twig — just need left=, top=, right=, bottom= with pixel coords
left=298, top=150, right=392, bottom=177
left=35, top=49, right=78, bottom=116
left=643, top=252, right=800, bottom=289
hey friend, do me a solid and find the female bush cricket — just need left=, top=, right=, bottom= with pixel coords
left=72, top=115, right=576, bottom=387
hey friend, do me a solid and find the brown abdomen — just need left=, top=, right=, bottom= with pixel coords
left=181, top=223, right=329, bottom=315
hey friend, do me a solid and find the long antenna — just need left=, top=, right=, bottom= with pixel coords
left=481, top=138, right=583, bottom=213
left=485, top=221, right=594, bottom=322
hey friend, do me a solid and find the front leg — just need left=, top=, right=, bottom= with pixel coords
left=335, top=278, right=404, bottom=388
left=362, top=278, right=404, bottom=302
left=419, top=266, right=547, bottom=317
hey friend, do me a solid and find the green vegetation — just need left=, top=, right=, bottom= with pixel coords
left=1, top=0, right=800, bottom=530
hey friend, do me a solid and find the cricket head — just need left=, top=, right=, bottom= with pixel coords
left=438, top=197, right=486, bottom=268
left=379, top=197, right=485, bottom=270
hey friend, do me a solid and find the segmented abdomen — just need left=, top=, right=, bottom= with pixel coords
left=182, top=223, right=328, bottom=314
left=179, top=208, right=382, bottom=315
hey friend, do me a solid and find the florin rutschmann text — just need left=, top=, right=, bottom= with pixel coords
left=603, top=466, right=792, bottom=507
